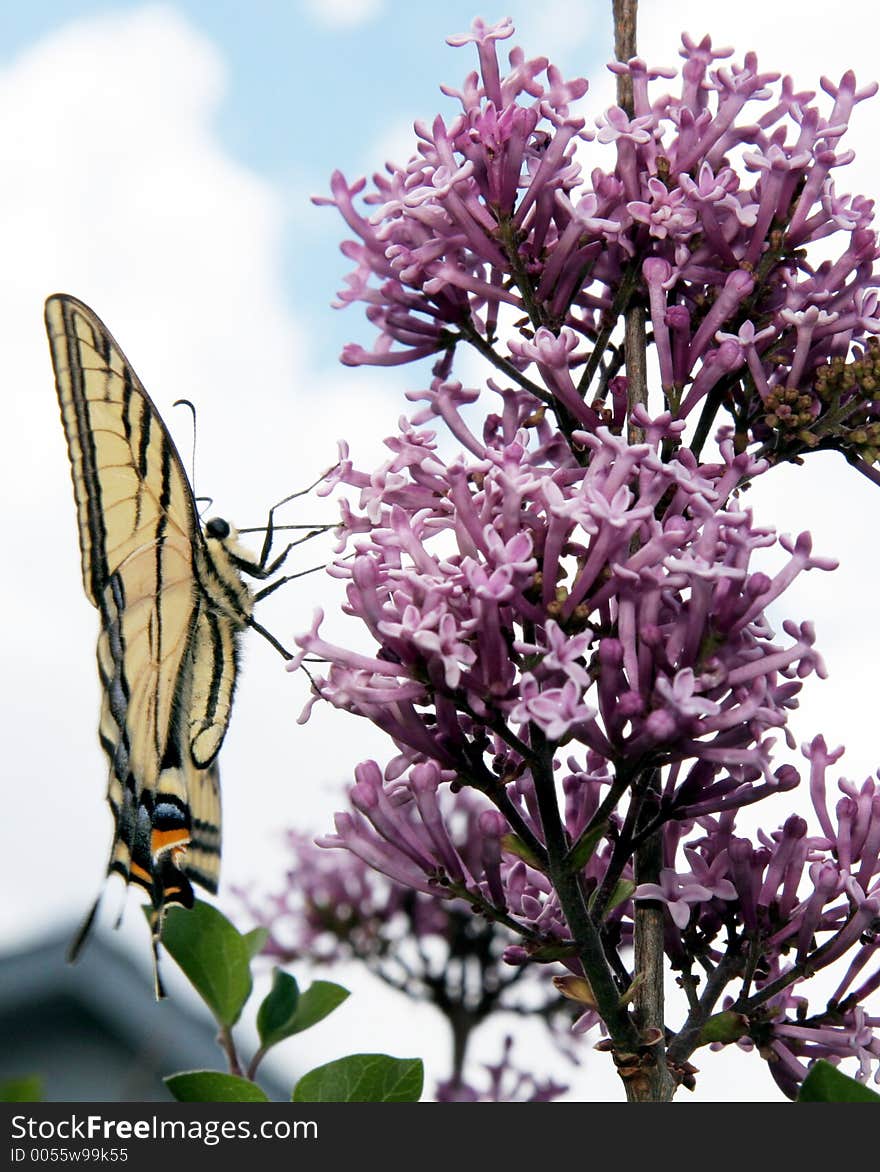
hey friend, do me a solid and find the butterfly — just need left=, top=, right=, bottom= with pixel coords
left=46, top=293, right=296, bottom=995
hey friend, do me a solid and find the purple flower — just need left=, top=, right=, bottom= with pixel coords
left=510, top=677, right=597, bottom=741
left=629, top=177, right=699, bottom=240
left=635, top=859, right=736, bottom=929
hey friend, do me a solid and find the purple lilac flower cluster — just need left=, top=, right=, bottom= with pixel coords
left=638, top=736, right=880, bottom=1096
left=297, top=420, right=832, bottom=795
left=236, top=798, right=577, bottom=1101
left=318, top=18, right=880, bottom=474
left=290, top=19, right=880, bottom=1098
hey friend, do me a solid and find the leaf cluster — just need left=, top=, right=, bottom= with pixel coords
left=155, top=901, right=423, bottom=1103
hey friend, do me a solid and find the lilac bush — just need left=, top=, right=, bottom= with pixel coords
left=435, top=1035, right=568, bottom=1101
left=289, top=16, right=880, bottom=1100
left=236, top=799, right=576, bottom=1100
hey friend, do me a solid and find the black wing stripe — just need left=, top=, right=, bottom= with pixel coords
left=190, top=821, right=221, bottom=854
left=205, top=609, right=225, bottom=729
left=51, top=300, right=110, bottom=604
left=136, top=385, right=152, bottom=480
left=152, top=430, right=173, bottom=762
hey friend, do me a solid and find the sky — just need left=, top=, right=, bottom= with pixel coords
left=2, top=0, right=880, bottom=1104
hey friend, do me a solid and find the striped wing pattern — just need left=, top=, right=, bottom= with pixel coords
left=46, top=294, right=249, bottom=983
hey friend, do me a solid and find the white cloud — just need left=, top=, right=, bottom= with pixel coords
left=300, top=0, right=386, bottom=32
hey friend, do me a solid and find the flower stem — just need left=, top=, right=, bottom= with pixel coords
left=218, top=1025, right=244, bottom=1077
left=531, top=730, right=641, bottom=1052
left=576, top=260, right=640, bottom=399
left=455, top=318, right=553, bottom=405
left=665, top=948, right=745, bottom=1066
left=613, top=0, right=637, bottom=114
left=613, top=0, right=677, bottom=1101
left=629, top=781, right=676, bottom=1101
left=246, top=1045, right=267, bottom=1082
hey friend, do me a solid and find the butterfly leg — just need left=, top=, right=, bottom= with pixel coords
left=246, top=615, right=295, bottom=660
left=149, top=913, right=168, bottom=1001
left=237, top=480, right=334, bottom=659
left=251, top=492, right=292, bottom=575
left=237, top=495, right=329, bottom=599
left=239, top=471, right=335, bottom=579
left=248, top=521, right=326, bottom=581
left=252, top=560, right=325, bottom=602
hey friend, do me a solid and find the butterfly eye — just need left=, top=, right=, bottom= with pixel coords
left=206, top=517, right=231, bottom=539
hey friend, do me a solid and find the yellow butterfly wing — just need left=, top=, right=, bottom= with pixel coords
left=46, top=294, right=236, bottom=976
left=47, top=295, right=199, bottom=786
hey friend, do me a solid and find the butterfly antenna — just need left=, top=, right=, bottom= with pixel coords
left=270, top=463, right=339, bottom=508
left=238, top=463, right=340, bottom=536
left=174, top=398, right=199, bottom=497
left=239, top=473, right=340, bottom=541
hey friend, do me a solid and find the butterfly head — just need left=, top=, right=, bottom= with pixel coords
left=204, top=515, right=249, bottom=558
left=204, top=515, right=251, bottom=562
left=205, top=516, right=232, bottom=540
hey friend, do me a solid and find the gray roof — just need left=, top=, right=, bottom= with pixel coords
left=0, top=929, right=289, bottom=1101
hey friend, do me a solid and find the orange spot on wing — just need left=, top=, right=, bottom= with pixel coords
left=151, top=827, right=191, bottom=854
left=130, top=861, right=153, bottom=885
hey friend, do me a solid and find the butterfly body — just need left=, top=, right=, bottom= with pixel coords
left=45, top=293, right=284, bottom=992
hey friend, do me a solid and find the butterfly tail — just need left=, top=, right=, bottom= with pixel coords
left=67, top=891, right=103, bottom=964
left=147, top=850, right=197, bottom=1000
left=147, top=907, right=168, bottom=1000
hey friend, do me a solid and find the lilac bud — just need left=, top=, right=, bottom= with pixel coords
left=479, top=810, right=509, bottom=909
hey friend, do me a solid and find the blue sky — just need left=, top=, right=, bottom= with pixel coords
left=3, top=0, right=880, bottom=1101
left=0, top=1, right=613, bottom=358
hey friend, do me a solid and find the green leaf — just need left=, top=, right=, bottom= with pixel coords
left=500, top=833, right=545, bottom=871
left=292, top=1055, right=423, bottom=1103
left=696, top=1011, right=749, bottom=1047
left=257, top=969, right=300, bottom=1049
left=155, top=901, right=253, bottom=1027
left=287, top=980, right=350, bottom=1036
left=590, top=878, right=636, bottom=916
left=242, top=927, right=270, bottom=960
left=565, top=820, right=609, bottom=873
left=0, top=1075, right=42, bottom=1101
left=525, top=941, right=579, bottom=962
left=799, top=1060, right=880, bottom=1103
left=165, top=1071, right=269, bottom=1102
